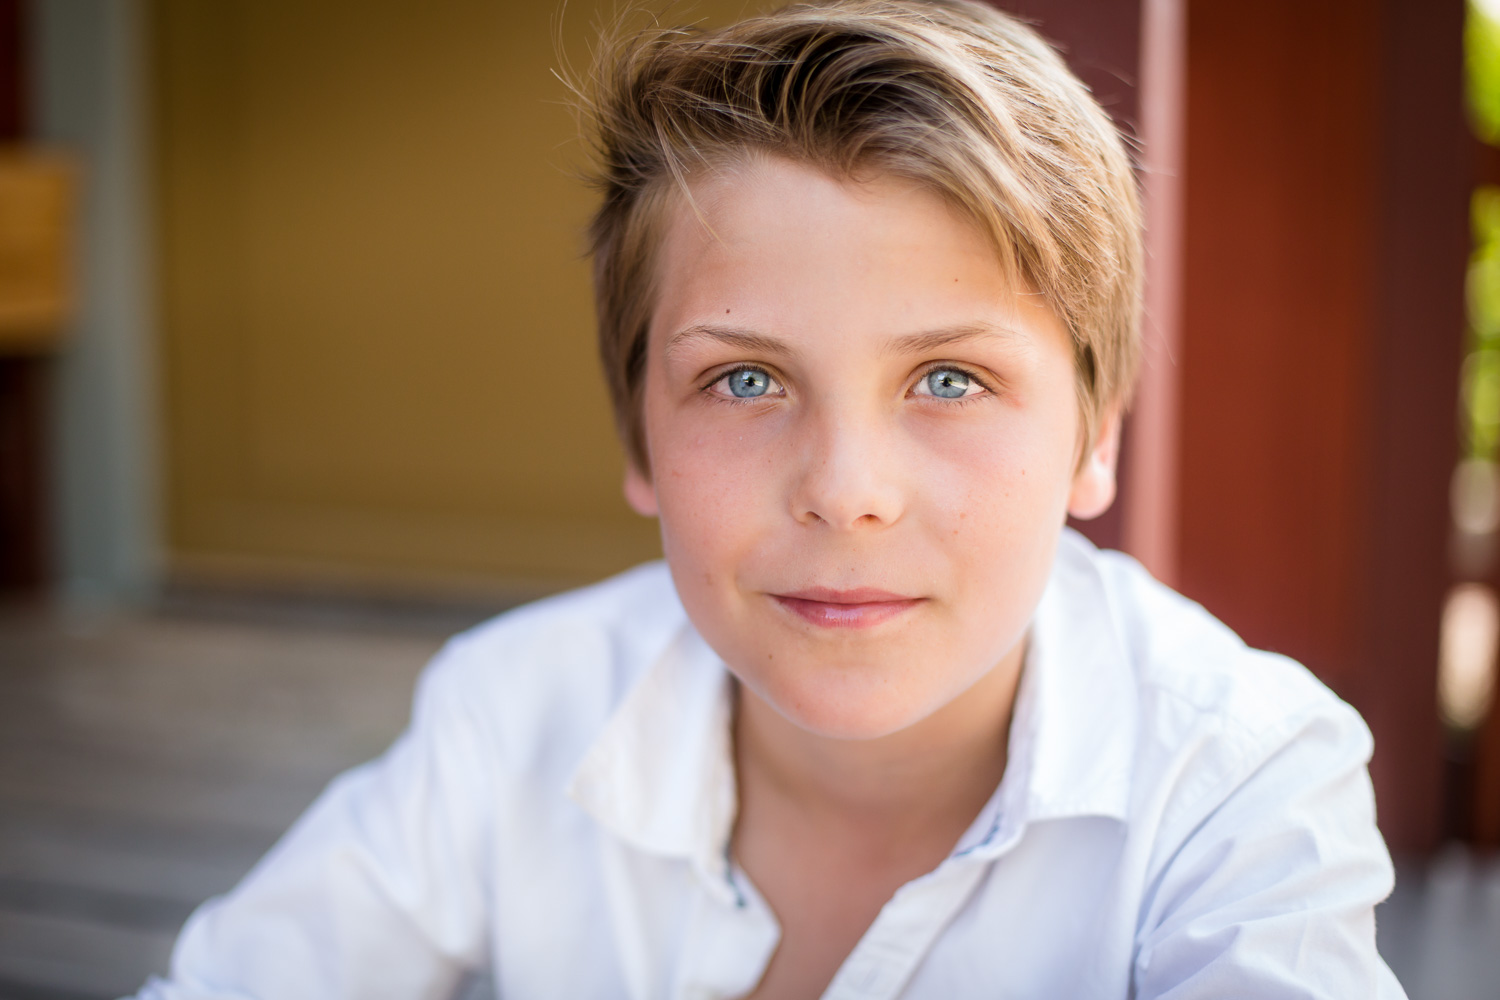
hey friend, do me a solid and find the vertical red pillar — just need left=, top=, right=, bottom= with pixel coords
left=1178, top=0, right=1463, bottom=853
left=1122, top=0, right=1185, bottom=586
left=1360, top=0, right=1468, bottom=852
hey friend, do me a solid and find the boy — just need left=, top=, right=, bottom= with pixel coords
left=138, top=1, right=1405, bottom=997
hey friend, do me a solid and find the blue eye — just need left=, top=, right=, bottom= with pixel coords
left=923, top=369, right=972, bottom=398
left=727, top=368, right=772, bottom=398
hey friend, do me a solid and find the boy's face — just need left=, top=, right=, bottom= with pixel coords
left=626, top=156, right=1118, bottom=740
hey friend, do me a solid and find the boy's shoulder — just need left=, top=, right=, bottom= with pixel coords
left=1081, top=535, right=1359, bottom=737
left=409, top=560, right=687, bottom=771
left=1052, top=532, right=1372, bottom=832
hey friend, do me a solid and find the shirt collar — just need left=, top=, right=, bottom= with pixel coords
left=568, top=528, right=1138, bottom=874
left=998, top=530, right=1138, bottom=829
left=566, top=623, right=739, bottom=898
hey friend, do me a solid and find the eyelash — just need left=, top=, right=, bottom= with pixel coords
left=699, top=363, right=997, bottom=405
left=700, top=365, right=786, bottom=404
left=910, top=362, right=994, bottom=405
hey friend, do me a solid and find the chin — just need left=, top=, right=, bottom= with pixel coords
left=750, top=667, right=944, bottom=741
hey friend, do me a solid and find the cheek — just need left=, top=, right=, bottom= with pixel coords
left=646, top=407, right=785, bottom=566
left=926, top=426, right=1071, bottom=657
left=911, top=409, right=1076, bottom=540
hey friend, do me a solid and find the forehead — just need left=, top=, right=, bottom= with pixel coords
left=647, top=155, right=1064, bottom=355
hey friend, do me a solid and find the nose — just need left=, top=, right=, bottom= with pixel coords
left=789, top=406, right=906, bottom=530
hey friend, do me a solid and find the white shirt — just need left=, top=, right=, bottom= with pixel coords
left=136, top=530, right=1406, bottom=999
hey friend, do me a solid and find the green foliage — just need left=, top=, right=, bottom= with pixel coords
left=1468, top=190, right=1500, bottom=458
left=1466, top=5, right=1500, bottom=457
left=1469, top=2, right=1500, bottom=144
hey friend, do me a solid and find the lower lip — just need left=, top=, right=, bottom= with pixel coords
left=771, top=595, right=923, bottom=629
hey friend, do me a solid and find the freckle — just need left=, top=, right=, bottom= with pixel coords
left=725, top=308, right=731, bottom=314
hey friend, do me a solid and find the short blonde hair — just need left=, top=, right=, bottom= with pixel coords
left=579, top=0, right=1143, bottom=472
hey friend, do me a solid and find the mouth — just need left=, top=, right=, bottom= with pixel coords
left=770, top=587, right=925, bottom=630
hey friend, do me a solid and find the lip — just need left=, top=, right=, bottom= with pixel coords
left=770, top=587, right=924, bottom=629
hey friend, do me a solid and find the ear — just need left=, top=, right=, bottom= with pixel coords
left=623, top=462, right=659, bottom=517
left=1067, top=407, right=1121, bottom=520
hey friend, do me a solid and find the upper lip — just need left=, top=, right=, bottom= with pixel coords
left=773, top=587, right=920, bottom=604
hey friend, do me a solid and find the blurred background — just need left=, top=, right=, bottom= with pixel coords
left=0, top=0, right=1496, bottom=996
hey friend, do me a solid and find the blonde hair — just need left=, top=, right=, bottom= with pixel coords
left=578, top=0, right=1143, bottom=472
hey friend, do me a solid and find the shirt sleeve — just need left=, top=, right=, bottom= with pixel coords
left=131, top=640, right=493, bottom=1000
left=1132, top=697, right=1408, bottom=1000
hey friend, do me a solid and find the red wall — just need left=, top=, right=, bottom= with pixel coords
left=1179, top=0, right=1465, bottom=852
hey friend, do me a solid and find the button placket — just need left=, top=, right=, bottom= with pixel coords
left=820, top=856, right=995, bottom=1000
left=673, top=870, right=781, bottom=1000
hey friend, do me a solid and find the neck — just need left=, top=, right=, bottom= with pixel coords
left=733, top=638, right=1025, bottom=841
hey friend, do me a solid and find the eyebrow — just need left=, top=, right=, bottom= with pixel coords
left=662, top=322, right=1028, bottom=361
left=663, top=325, right=793, bottom=360
left=884, top=323, right=1028, bottom=357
